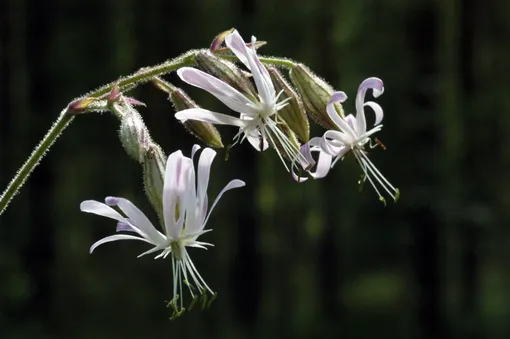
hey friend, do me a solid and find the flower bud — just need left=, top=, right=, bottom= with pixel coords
left=195, top=51, right=256, bottom=97
left=153, top=77, right=224, bottom=148
left=210, top=28, right=235, bottom=51
left=289, top=64, right=344, bottom=130
left=68, top=97, right=110, bottom=114
left=118, top=107, right=150, bottom=163
left=143, top=144, right=165, bottom=219
left=268, top=67, right=309, bottom=142
left=68, top=97, right=98, bottom=113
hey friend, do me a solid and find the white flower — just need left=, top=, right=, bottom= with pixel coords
left=175, top=29, right=308, bottom=173
left=298, top=78, right=399, bottom=204
left=80, top=145, right=245, bottom=313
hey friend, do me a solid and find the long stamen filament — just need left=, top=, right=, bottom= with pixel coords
left=184, top=250, right=214, bottom=294
left=263, top=118, right=309, bottom=172
left=360, top=151, right=397, bottom=200
left=353, top=151, right=385, bottom=202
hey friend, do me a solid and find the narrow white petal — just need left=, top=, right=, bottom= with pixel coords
left=163, top=151, right=190, bottom=239
left=225, top=30, right=275, bottom=105
left=80, top=200, right=126, bottom=222
left=224, top=30, right=251, bottom=70
left=182, top=156, right=198, bottom=236
left=191, top=144, right=201, bottom=161
left=177, top=67, right=258, bottom=115
left=89, top=234, right=153, bottom=254
left=112, top=198, right=167, bottom=245
left=195, top=148, right=216, bottom=229
left=203, top=179, right=245, bottom=228
left=175, top=108, right=248, bottom=128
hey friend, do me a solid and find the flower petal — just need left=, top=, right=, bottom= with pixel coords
left=225, top=31, right=275, bottom=106
left=177, top=67, right=258, bottom=115
left=327, top=92, right=357, bottom=137
left=323, top=130, right=352, bottom=151
left=355, top=77, right=384, bottom=135
left=163, top=150, right=190, bottom=239
left=364, top=101, right=384, bottom=126
left=203, top=179, right=245, bottom=227
left=245, top=128, right=269, bottom=151
left=90, top=234, right=152, bottom=254
left=182, top=152, right=198, bottom=237
left=109, top=197, right=166, bottom=245
left=196, top=148, right=216, bottom=226
left=191, top=144, right=201, bottom=161
left=175, top=108, right=248, bottom=128
left=80, top=200, right=126, bottom=223
left=116, top=221, right=137, bottom=233
left=310, top=150, right=333, bottom=179
left=293, top=138, right=334, bottom=181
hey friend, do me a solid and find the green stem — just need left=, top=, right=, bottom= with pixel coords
left=0, top=51, right=198, bottom=216
left=258, top=56, right=297, bottom=68
left=219, top=54, right=297, bottom=68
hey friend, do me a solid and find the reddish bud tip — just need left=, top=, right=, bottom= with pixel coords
left=68, top=97, right=98, bottom=113
left=124, top=97, right=146, bottom=107
left=108, top=82, right=120, bottom=102
left=210, top=28, right=235, bottom=51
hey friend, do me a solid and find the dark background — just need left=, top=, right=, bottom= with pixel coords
left=1, top=0, right=509, bottom=338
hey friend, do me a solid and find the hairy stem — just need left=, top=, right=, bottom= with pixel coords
left=218, top=54, right=297, bottom=68
left=0, top=51, right=198, bottom=216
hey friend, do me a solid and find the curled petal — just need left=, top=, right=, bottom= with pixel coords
left=176, top=108, right=248, bottom=128
left=300, top=140, right=316, bottom=168
left=364, top=101, right=384, bottom=126
left=177, top=67, right=258, bottom=115
left=326, top=93, right=356, bottom=137
left=328, top=91, right=348, bottom=105
left=355, top=77, right=384, bottom=135
left=310, top=150, right=333, bottom=179
left=294, top=138, right=334, bottom=181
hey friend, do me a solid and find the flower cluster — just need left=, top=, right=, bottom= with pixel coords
left=76, top=28, right=399, bottom=319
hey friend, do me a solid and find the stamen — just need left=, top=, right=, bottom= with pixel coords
left=263, top=118, right=310, bottom=172
left=185, top=250, right=214, bottom=294
left=354, top=150, right=396, bottom=203
left=353, top=151, right=385, bottom=202
left=358, top=151, right=397, bottom=195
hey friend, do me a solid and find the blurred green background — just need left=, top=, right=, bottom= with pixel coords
left=1, top=0, right=509, bottom=338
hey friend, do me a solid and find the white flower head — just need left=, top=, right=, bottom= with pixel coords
left=175, top=29, right=309, bottom=174
left=297, top=78, right=399, bottom=204
left=80, top=145, right=245, bottom=316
